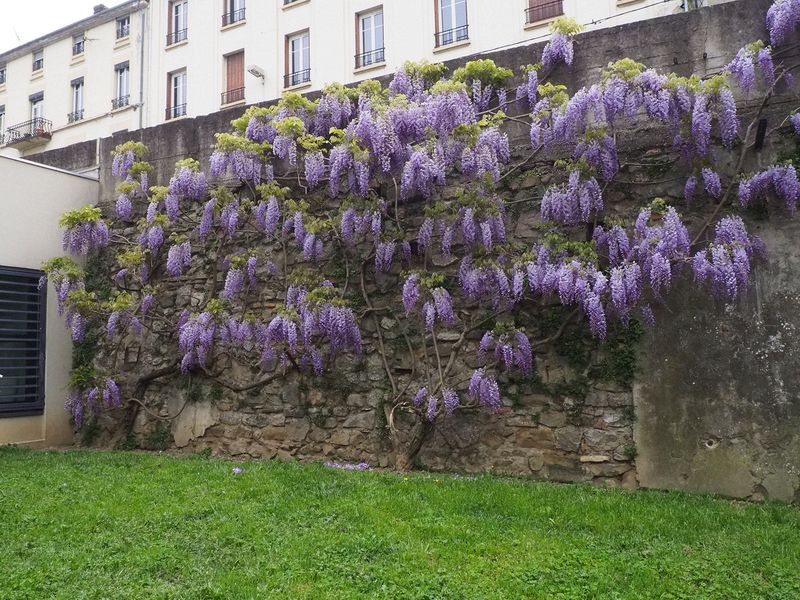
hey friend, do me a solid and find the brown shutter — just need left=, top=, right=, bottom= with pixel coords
left=167, top=1, right=173, bottom=36
left=226, top=51, right=244, bottom=92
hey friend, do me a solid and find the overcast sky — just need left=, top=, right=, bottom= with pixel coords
left=1, top=0, right=115, bottom=53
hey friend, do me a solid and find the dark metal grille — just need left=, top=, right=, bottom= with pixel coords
left=117, top=23, right=130, bottom=38
left=525, top=0, right=563, bottom=24
left=355, top=48, right=385, bottom=69
left=167, top=28, right=188, bottom=46
left=221, top=87, right=245, bottom=105
left=166, top=104, right=187, bottom=120
left=32, top=58, right=44, bottom=72
left=0, top=266, right=46, bottom=417
left=434, top=25, right=469, bottom=48
left=222, top=8, right=246, bottom=26
left=112, top=95, right=130, bottom=110
left=284, top=69, right=311, bottom=88
left=4, top=117, right=52, bottom=144
left=67, top=110, right=84, bottom=123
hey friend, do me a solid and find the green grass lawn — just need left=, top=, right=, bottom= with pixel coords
left=0, top=448, right=798, bottom=599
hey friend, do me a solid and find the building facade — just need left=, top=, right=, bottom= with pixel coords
left=0, top=0, right=725, bottom=160
left=0, top=156, right=98, bottom=447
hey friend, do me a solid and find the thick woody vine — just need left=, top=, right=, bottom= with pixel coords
left=44, top=4, right=800, bottom=468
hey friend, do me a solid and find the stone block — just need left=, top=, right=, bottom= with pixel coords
left=343, top=411, right=376, bottom=430
left=554, top=426, right=583, bottom=452
left=515, top=427, right=555, bottom=449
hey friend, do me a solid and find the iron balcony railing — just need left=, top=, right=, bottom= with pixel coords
left=222, top=8, right=246, bottom=26
left=284, top=69, right=311, bottom=88
left=434, top=24, right=469, bottom=48
left=112, top=95, right=130, bottom=110
left=32, top=59, right=44, bottom=72
left=525, top=0, right=563, bottom=24
left=355, top=47, right=385, bottom=69
left=117, top=23, right=130, bottom=38
left=166, top=28, right=188, bottom=46
left=4, top=117, right=52, bottom=144
left=67, top=109, right=84, bottom=123
left=166, top=104, right=187, bottom=120
left=221, top=87, right=245, bottom=105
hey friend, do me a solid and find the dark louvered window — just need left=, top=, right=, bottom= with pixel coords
left=0, top=266, right=46, bottom=417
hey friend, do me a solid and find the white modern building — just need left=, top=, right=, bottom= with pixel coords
left=0, top=0, right=722, bottom=158
left=0, top=156, right=98, bottom=447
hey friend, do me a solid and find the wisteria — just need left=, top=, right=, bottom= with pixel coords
left=44, top=1, right=800, bottom=470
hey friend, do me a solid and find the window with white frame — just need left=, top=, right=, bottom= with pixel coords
left=114, top=62, right=130, bottom=109
left=223, top=0, right=246, bottom=26
left=0, top=106, right=5, bottom=141
left=436, top=0, right=468, bottom=47
left=167, top=70, right=187, bottom=119
left=72, top=33, right=85, bottom=56
left=32, top=49, right=44, bottom=72
left=69, top=78, right=84, bottom=122
left=357, top=8, right=384, bottom=68
left=30, top=94, right=44, bottom=121
left=168, top=0, right=189, bottom=45
left=116, top=15, right=131, bottom=38
left=286, top=31, right=310, bottom=87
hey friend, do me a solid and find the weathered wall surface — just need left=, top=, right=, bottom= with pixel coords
left=29, top=0, right=800, bottom=502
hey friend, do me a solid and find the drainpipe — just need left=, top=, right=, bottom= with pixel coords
left=138, top=0, right=148, bottom=130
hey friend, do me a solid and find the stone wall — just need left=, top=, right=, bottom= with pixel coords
left=36, top=0, right=800, bottom=502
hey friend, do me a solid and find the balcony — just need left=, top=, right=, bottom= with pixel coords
left=284, top=69, right=311, bottom=88
left=434, top=25, right=469, bottom=48
left=166, top=104, right=187, bottom=120
left=525, top=0, right=563, bottom=24
left=355, top=48, right=385, bottom=70
left=222, top=8, right=246, bottom=26
left=166, top=29, right=188, bottom=46
left=3, top=117, right=52, bottom=150
left=67, top=110, right=84, bottom=123
left=112, top=95, right=130, bottom=110
left=221, top=87, right=245, bottom=105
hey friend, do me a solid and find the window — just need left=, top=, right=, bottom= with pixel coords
left=285, top=31, right=310, bottom=87
left=30, top=93, right=44, bottom=122
left=114, top=62, right=130, bottom=109
left=222, top=51, right=245, bottom=104
left=32, top=49, right=44, bottom=72
left=0, top=266, right=46, bottom=418
left=526, top=0, right=563, bottom=24
left=167, top=70, right=187, bottom=119
left=167, top=0, right=189, bottom=45
left=356, top=8, right=384, bottom=69
left=223, top=0, right=246, bottom=26
left=69, top=78, right=84, bottom=123
left=0, top=106, right=5, bottom=144
left=435, top=0, right=468, bottom=47
left=72, top=34, right=85, bottom=56
left=0, top=66, right=5, bottom=85
left=116, top=15, right=131, bottom=39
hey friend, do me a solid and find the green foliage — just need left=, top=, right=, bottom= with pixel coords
left=624, top=445, right=638, bottom=461
left=602, top=58, right=646, bottom=82
left=453, top=59, right=513, bottom=87
left=111, top=140, right=147, bottom=160
left=2, top=449, right=798, bottom=599
left=58, top=205, right=102, bottom=228
left=80, top=419, right=101, bottom=447
left=537, top=82, right=569, bottom=109
left=589, top=320, right=644, bottom=389
left=550, top=16, right=584, bottom=36
left=42, top=256, right=84, bottom=281
left=399, top=60, right=447, bottom=86
left=142, top=424, right=172, bottom=451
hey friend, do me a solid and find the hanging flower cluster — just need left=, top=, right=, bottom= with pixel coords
left=727, top=42, right=776, bottom=94
left=65, top=377, right=121, bottom=428
left=738, top=164, right=800, bottom=214
left=60, top=206, right=110, bottom=254
left=477, top=324, right=534, bottom=376
left=413, top=386, right=460, bottom=422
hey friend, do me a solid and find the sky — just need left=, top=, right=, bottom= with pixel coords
left=0, top=0, right=114, bottom=53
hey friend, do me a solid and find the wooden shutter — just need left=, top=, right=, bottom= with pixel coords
left=226, top=51, right=244, bottom=92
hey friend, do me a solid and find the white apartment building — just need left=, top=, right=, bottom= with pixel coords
left=0, top=0, right=720, bottom=159
left=0, top=1, right=147, bottom=161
